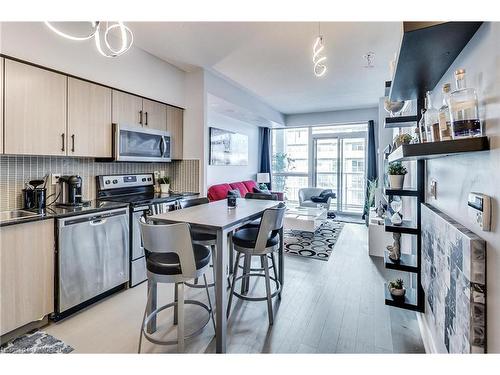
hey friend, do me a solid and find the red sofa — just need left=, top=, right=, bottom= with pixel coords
left=207, top=180, right=284, bottom=201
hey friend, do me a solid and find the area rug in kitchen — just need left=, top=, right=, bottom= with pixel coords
left=0, top=331, right=74, bottom=354
left=284, top=219, right=344, bottom=261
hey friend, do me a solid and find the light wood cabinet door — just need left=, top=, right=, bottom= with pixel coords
left=1, top=58, right=4, bottom=154
left=167, top=105, right=184, bottom=160
left=0, top=219, right=55, bottom=335
left=68, top=78, right=112, bottom=157
left=142, top=99, right=167, bottom=131
left=112, top=90, right=143, bottom=125
left=4, top=60, right=67, bottom=156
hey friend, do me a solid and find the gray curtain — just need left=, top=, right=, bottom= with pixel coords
left=362, top=120, right=377, bottom=220
left=258, top=127, right=272, bottom=189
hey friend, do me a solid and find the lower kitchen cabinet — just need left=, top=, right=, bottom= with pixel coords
left=0, top=220, right=55, bottom=336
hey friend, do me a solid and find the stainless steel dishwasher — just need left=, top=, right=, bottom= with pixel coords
left=55, top=207, right=129, bottom=319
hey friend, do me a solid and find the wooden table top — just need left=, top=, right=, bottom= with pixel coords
left=150, top=198, right=281, bottom=230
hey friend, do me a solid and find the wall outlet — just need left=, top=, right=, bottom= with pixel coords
left=51, top=173, right=61, bottom=185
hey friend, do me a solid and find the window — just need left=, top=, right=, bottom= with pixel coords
left=271, top=128, right=309, bottom=200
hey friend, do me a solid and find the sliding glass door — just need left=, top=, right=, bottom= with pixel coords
left=271, top=123, right=367, bottom=214
left=312, top=134, right=366, bottom=214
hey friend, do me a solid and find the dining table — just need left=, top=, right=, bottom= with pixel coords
left=149, top=197, right=284, bottom=353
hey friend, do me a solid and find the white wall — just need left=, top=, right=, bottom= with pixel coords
left=206, top=112, right=260, bottom=187
left=0, top=22, right=185, bottom=107
left=424, top=22, right=500, bottom=353
left=183, top=69, right=207, bottom=194
left=285, top=106, right=378, bottom=127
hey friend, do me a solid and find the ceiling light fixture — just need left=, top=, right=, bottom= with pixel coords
left=312, top=22, right=327, bottom=77
left=44, top=21, right=133, bottom=58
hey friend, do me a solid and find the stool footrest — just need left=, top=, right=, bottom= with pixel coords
left=231, top=273, right=281, bottom=302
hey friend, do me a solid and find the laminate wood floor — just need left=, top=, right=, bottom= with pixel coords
left=44, top=223, right=425, bottom=353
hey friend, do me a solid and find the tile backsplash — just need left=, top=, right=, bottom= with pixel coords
left=0, top=156, right=200, bottom=211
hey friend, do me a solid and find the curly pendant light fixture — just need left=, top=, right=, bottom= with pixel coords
left=44, top=21, right=133, bottom=58
left=312, top=22, right=327, bottom=77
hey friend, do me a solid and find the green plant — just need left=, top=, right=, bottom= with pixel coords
left=395, top=133, right=412, bottom=145
left=157, top=176, right=170, bottom=184
left=271, top=153, right=295, bottom=193
left=388, top=278, right=404, bottom=290
left=387, top=162, right=407, bottom=176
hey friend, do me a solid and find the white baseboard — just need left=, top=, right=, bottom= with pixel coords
left=416, top=312, right=438, bottom=354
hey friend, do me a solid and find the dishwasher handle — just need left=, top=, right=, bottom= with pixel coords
left=90, top=218, right=107, bottom=226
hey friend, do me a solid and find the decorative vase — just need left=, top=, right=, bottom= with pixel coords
left=389, top=286, right=406, bottom=300
left=160, top=184, right=170, bottom=194
left=388, top=174, right=405, bottom=189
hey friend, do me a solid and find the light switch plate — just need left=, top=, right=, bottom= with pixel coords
left=430, top=180, right=437, bottom=199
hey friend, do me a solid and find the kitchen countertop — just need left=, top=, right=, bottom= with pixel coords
left=0, top=200, right=129, bottom=227
left=0, top=192, right=200, bottom=227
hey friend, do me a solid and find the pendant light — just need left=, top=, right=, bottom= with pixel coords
left=44, top=21, right=133, bottom=58
left=313, top=22, right=327, bottom=77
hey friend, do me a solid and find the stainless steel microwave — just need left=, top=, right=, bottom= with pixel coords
left=112, top=124, right=171, bottom=162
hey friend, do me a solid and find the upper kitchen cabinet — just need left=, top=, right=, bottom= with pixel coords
left=142, top=99, right=167, bottom=131
left=68, top=78, right=112, bottom=158
left=167, top=105, right=184, bottom=160
left=112, top=90, right=143, bottom=125
left=0, top=58, right=4, bottom=154
left=4, top=60, right=67, bottom=156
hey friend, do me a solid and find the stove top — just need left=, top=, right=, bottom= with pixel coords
left=99, top=192, right=183, bottom=206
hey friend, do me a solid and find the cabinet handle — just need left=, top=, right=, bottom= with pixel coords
left=71, top=134, right=75, bottom=152
left=145, top=112, right=148, bottom=126
left=61, top=133, right=65, bottom=152
left=139, top=110, right=143, bottom=125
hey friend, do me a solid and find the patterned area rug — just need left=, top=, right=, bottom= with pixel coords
left=0, top=331, right=74, bottom=354
left=284, top=219, right=344, bottom=261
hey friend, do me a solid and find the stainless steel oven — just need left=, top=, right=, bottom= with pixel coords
left=113, top=124, right=171, bottom=162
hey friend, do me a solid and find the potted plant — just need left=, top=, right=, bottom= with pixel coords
left=157, top=176, right=170, bottom=194
left=393, top=133, right=412, bottom=148
left=388, top=278, right=406, bottom=300
left=387, top=161, right=407, bottom=189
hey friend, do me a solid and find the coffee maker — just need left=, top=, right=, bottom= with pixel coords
left=57, top=175, right=89, bottom=207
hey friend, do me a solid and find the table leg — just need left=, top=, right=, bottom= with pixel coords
left=279, top=227, right=284, bottom=290
left=215, top=229, right=228, bottom=353
left=146, top=279, right=157, bottom=334
left=228, top=231, right=234, bottom=275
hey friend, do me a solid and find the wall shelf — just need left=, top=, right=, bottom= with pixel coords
left=384, top=218, right=419, bottom=235
left=384, top=284, right=422, bottom=312
left=384, top=188, right=419, bottom=197
left=384, top=115, right=418, bottom=129
left=389, top=22, right=483, bottom=101
left=387, top=137, right=489, bottom=163
left=384, top=251, right=418, bottom=273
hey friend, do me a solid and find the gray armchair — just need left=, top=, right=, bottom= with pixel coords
left=298, top=188, right=334, bottom=211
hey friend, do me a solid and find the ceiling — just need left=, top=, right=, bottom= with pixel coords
left=130, top=22, right=403, bottom=115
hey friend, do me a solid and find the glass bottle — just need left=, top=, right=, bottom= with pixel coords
left=424, top=91, right=440, bottom=142
left=418, top=108, right=428, bottom=143
left=438, top=83, right=452, bottom=141
left=449, top=69, right=482, bottom=138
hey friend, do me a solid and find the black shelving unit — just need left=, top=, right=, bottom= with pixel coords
left=382, top=21, right=486, bottom=313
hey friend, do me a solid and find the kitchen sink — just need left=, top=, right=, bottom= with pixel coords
left=0, top=209, right=43, bottom=222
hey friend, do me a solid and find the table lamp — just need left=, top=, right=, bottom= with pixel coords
left=256, top=173, right=270, bottom=190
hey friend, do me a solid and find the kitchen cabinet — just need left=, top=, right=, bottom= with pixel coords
left=112, top=90, right=143, bottom=125
left=0, top=219, right=55, bottom=335
left=142, top=98, right=167, bottom=131
left=1, top=58, right=4, bottom=154
left=68, top=78, right=112, bottom=157
left=112, top=90, right=167, bottom=131
left=4, top=60, right=67, bottom=156
left=167, top=105, right=184, bottom=159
